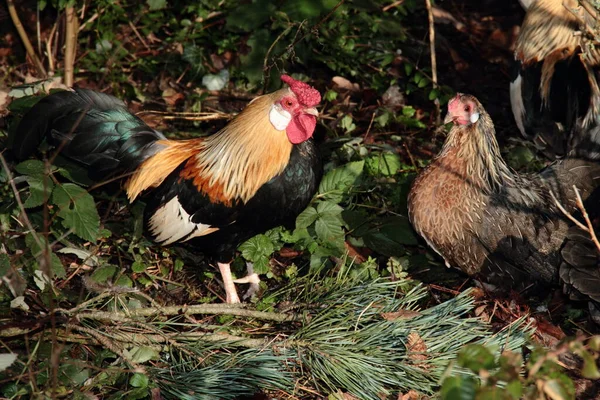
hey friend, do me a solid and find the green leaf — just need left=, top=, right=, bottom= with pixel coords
left=52, top=183, right=100, bottom=242
left=580, top=348, right=600, bottom=379
left=252, top=256, right=270, bottom=275
left=131, top=261, right=147, bottom=273
left=23, top=176, right=54, bottom=208
left=457, top=344, right=496, bottom=372
left=440, top=376, right=477, bottom=400
left=239, top=234, right=275, bottom=262
left=91, top=265, right=117, bottom=283
left=505, top=380, right=523, bottom=399
left=339, top=115, right=356, bottom=133
left=316, top=201, right=344, bottom=217
left=318, top=160, right=364, bottom=202
left=124, top=346, right=159, bottom=364
left=315, top=214, right=345, bottom=243
left=365, top=152, right=402, bottom=176
left=129, top=373, right=149, bottom=388
left=15, top=160, right=49, bottom=177
left=226, top=0, right=275, bottom=32
left=296, top=206, right=319, bottom=229
left=146, top=0, right=166, bottom=10
left=363, top=217, right=418, bottom=256
left=543, top=379, right=572, bottom=400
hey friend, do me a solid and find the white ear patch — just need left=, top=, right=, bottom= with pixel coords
left=269, top=104, right=292, bottom=131
left=470, top=112, right=480, bottom=124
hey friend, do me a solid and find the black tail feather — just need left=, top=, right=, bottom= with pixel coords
left=12, top=88, right=166, bottom=180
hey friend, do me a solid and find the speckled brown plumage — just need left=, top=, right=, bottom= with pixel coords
left=408, top=94, right=600, bottom=302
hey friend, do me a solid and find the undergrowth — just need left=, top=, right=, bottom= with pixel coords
left=0, top=0, right=598, bottom=399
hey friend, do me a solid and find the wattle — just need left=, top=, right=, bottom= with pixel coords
left=286, top=114, right=316, bottom=144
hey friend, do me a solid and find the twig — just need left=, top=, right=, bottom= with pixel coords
left=64, top=5, right=78, bottom=87
left=549, top=190, right=589, bottom=232
left=424, top=0, right=440, bottom=124
left=56, top=303, right=299, bottom=322
left=128, top=21, right=150, bottom=51
left=572, top=185, right=600, bottom=252
left=382, top=0, right=405, bottom=12
left=55, top=328, right=269, bottom=349
left=6, top=0, right=47, bottom=77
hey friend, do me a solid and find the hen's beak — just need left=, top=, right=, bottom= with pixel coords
left=304, top=107, right=319, bottom=117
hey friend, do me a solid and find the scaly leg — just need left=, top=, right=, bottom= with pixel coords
left=233, top=262, right=261, bottom=300
left=217, top=262, right=241, bottom=304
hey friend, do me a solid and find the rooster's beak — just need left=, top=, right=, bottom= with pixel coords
left=304, top=107, right=319, bottom=117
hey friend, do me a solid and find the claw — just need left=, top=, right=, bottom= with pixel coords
left=233, top=262, right=261, bottom=300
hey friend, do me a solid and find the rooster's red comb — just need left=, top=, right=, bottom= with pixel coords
left=281, top=75, right=321, bottom=107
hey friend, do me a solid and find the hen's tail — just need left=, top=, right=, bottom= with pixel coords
left=12, top=88, right=166, bottom=180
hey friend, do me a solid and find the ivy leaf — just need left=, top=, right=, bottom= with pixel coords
left=318, top=160, right=364, bottom=202
left=52, top=183, right=100, bottom=242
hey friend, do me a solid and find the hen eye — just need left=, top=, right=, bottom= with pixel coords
left=285, top=100, right=293, bottom=107
left=464, top=105, right=470, bottom=112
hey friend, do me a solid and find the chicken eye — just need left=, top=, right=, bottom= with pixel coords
left=464, top=105, right=470, bottom=112
left=285, top=100, right=294, bottom=107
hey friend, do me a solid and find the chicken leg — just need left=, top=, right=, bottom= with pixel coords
left=218, top=262, right=241, bottom=304
left=217, top=262, right=261, bottom=304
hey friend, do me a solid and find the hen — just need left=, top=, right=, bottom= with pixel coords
left=408, top=93, right=600, bottom=317
left=510, top=0, right=600, bottom=156
left=12, top=75, right=322, bottom=303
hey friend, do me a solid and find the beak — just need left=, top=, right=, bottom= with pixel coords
left=304, top=107, right=319, bottom=117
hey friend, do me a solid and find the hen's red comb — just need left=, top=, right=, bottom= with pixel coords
left=447, top=93, right=463, bottom=113
left=281, top=75, right=321, bottom=107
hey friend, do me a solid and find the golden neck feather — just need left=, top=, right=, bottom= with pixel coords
left=186, top=89, right=294, bottom=203
left=125, top=89, right=294, bottom=203
left=439, top=112, right=514, bottom=193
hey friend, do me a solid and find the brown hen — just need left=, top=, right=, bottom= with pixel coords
left=408, top=93, right=600, bottom=318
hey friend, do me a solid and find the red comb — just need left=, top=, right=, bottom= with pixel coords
left=447, top=93, right=463, bottom=112
left=281, top=75, right=321, bottom=107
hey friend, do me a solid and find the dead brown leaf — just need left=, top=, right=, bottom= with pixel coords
left=406, top=331, right=428, bottom=364
left=381, top=309, right=421, bottom=321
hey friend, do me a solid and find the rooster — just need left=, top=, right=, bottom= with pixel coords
left=408, top=93, right=600, bottom=320
left=510, top=0, right=600, bottom=156
left=12, top=75, right=322, bottom=303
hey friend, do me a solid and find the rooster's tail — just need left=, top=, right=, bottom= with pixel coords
left=12, top=88, right=166, bottom=180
